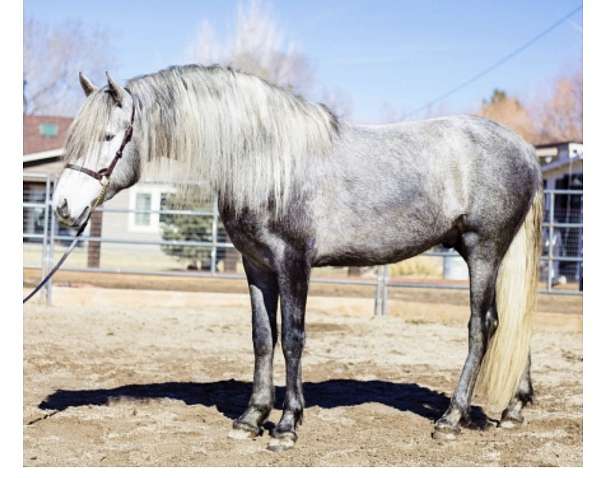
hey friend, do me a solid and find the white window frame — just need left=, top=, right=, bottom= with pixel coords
left=128, top=184, right=175, bottom=233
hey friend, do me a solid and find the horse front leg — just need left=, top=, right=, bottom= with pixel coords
left=267, top=251, right=310, bottom=452
left=229, top=257, right=279, bottom=439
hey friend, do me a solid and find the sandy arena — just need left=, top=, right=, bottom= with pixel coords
left=23, top=284, right=582, bottom=466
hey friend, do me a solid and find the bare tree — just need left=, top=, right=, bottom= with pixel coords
left=186, top=0, right=315, bottom=95
left=477, top=89, right=538, bottom=144
left=535, top=69, right=582, bottom=143
left=24, top=17, right=115, bottom=116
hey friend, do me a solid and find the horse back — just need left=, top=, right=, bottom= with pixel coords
left=308, top=115, right=541, bottom=267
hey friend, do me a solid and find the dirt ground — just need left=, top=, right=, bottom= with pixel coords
left=23, top=285, right=582, bottom=466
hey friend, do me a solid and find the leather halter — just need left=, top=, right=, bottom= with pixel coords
left=65, top=101, right=136, bottom=201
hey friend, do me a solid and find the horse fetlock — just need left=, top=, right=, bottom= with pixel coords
left=517, top=390, right=535, bottom=406
left=229, top=406, right=270, bottom=438
left=442, top=400, right=468, bottom=423
left=273, top=408, right=302, bottom=440
left=499, top=404, right=526, bottom=429
left=248, top=401, right=273, bottom=421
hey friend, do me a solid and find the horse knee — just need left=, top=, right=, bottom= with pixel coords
left=282, top=328, right=304, bottom=358
left=253, top=340, right=273, bottom=357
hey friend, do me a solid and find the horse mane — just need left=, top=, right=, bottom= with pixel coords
left=115, top=64, right=339, bottom=214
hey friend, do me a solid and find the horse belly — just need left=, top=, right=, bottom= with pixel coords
left=311, top=207, right=452, bottom=268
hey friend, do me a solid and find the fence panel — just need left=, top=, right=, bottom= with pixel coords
left=23, top=176, right=583, bottom=312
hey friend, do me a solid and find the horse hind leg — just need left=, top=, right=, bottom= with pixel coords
left=433, top=234, right=501, bottom=439
left=499, top=352, right=534, bottom=428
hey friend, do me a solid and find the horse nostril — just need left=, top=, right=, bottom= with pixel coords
left=57, top=198, right=70, bottom=219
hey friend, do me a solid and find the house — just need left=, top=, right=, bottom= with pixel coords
left=535, top=141, right=583, bottom=283
left=23, top=115, right=73, bottom=240
left=536, top=141, right=583, bottom=191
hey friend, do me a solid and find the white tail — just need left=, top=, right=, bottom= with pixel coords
left=475, top=189, right=543, bottom=411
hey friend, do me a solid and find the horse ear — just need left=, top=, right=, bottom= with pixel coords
left=105, top=71, right=125, bottom=107
left=79, top=72, right=97, bottom=96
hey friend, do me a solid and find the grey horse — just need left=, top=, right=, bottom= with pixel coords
left=53, top=65, right=542, bottom=451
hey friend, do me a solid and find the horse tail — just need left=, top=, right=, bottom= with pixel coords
left=476, top=187, right=543, bottom=411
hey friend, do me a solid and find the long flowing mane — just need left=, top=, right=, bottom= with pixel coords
left=73, top=64, right=340, bottom=214
left=66, top=65, right=340, bottom=214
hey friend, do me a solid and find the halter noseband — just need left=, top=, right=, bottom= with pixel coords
left=65, top=101, right=136, bottom=205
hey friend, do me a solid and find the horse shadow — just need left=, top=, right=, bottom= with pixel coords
left=38, top=379, right=490, bottom=427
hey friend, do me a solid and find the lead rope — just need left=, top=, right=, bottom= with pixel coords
left=23, top=178, right=111, bottom=304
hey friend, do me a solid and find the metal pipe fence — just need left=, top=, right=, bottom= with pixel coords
left=23, top=174, right=583, bottom=314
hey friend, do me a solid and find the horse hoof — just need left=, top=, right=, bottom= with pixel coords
left=267, top=432, right=297, bottom=452
left=228, top=421, right=260, bottom=440
left=228, top=428, right=256, bottom=440
left=432, top=425, right=460, bottom=440
left=499, top=416, right=524, bottom=429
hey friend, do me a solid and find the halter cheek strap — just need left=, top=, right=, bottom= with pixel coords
left=65, top=101, right=135, bottom=205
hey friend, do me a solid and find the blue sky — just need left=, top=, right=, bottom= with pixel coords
left=24, top=0, right=582, bottom=122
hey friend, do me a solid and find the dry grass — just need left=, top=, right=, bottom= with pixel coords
left=388, top=256, right=443, bottom=278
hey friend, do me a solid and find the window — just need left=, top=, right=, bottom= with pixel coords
left=39, top=123, right=58, bottom=137
left=134, top=192, right=152, bottom=226
left=128, top=185, right=176, bottom=233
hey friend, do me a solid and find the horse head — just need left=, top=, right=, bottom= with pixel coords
left=53, top=72, right=141, bottom=227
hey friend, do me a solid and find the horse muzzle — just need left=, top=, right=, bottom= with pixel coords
left=54, top=198, right=91, bottom=228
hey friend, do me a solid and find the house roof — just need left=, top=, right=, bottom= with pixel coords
left=534, top=141, right=583, bottom=174
left=534, top=140, right=582, bottom=149
left=23, top=115, right=72, bottom=155
left=23, top=148, right=64, bottom=163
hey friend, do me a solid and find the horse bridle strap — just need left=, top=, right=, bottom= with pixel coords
left=65, top=102, right=136, bottom=187
left=24, top=102, right=135, bottom=304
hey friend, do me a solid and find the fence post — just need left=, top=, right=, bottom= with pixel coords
left=576, top=192, right=583, bottom=284
left=40, top=176, right=51, bottom=304
left=382, top=265, right=389, bottom=316
left=46, top=190, right=56, bottom=306
left=547, top=190, right=555, bottom=292
left=87, top=209, right=103, bottom=268
left=210, top=194, right=218, bottom=274
left=373, top=265, right=389, bottom=318
left=373, top=267, right=382, bottom=318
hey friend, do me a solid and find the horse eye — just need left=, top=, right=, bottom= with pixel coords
left=104, top=133, right=115, bottom=142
